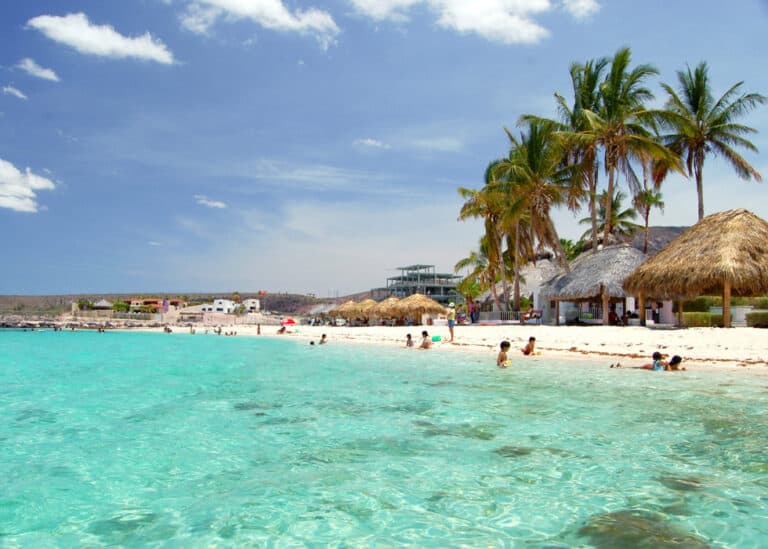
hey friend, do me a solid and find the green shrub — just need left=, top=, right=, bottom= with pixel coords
left=746, top=311, right=768, bottom=328
left=750, top=297, right=768, bottom=309
left=677, top=296, right=717, bottom=312
left=682, top=312, right=724, bottom=327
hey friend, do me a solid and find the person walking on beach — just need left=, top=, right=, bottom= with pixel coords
left=447, top=302, right=456, bottom=343
left=497, top=341, right=511, bottom=368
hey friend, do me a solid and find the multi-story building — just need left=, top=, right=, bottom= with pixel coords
left=371, top=264, right=461, bottom=305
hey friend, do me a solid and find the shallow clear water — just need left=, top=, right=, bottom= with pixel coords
left=1, top=330, right=767, bottom=547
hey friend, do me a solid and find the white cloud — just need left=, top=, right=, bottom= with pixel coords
left=194, top=194, right=227, bottom=208
left=2, top=86, right=28, bottom=100
left=179, top=0, right=340, bottom=49
left=349, top=0, right=601, bottom=44
left=562, top=0, right=599, bottom=18
left=408, top=136, right=463, bottom=152
left=148, top=241, right=162, bottom=247
left=0, top=158, right=56, bottom=213
left=16, top=58, right=60, bottom=82
left=27, top=13, right=174, bottom=64
left=354, top=137, right=391, bottom=149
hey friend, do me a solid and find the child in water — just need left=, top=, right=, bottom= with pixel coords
left=497, top=341, right=512, bottom=368
left=522, top=336, right=536, bottom=355
left=404, top=333, right=414, bottom=348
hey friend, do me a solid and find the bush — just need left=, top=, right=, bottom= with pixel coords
left=750, top=297, right=768, bottom=309
left=746, top=311, right=768, bottom=328
left=682, top=312, right=724, bottom=327
left=679, top=296, right=720, bottom=312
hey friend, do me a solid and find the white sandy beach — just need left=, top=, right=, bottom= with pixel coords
left=151, top=322, right=768, bottom=373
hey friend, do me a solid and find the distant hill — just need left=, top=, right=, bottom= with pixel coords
left=0, top=292, right=326, bottom=315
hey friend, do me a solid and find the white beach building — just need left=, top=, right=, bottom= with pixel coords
left=202, top=299, right=237, bottom=314
left=242, top=299, right=260, bottom=313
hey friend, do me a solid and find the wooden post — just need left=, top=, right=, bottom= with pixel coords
left=677, top=298, right=684, bottom=328
left=602, top=287, right=610, bottom=326
left=723, top=279, right=732, bottom=328
left=555, top=300, right=560, bottom=326
left=638, top=292, right=646, bottom=326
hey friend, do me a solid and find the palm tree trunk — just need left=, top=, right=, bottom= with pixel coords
left=695, top=156, right=705, bottom=221
left=513, top=221, right=521, bottom=311
left=590, top=167, right=598, bottom=253
left=603, top=166, right=615, bottom=246
left=497, top=230, right=509, bottom=312
left=643, top=207, right=650, bottom=254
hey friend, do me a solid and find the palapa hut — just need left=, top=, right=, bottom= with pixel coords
left=392, top=293, right=446, bottom=325
left=369, top=297, right=400, bottom=320
left=624, top=209, right=768, bottom=328
left=357, top=298, right=378, bottom=321
left=540, top=245, right=647, bottom=325
left=330, top=300, right=358, bottom=319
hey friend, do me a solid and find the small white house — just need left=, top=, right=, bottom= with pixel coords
left=202, top=299, right=237, bottom=313
left=242, top=298, right=260, bottom=312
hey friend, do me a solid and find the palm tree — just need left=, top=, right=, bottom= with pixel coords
left=454, top=237, right=502, bottom=312
left=579, top=190, right=641, bottom=242
left=457, top=165, right=509, bottom=311
left=554, top=57, right=608, bottom=253
left=495, top=120, right=574, bottom=268
left=657, top=62, right=766, bottom=220
left=578, top=47, right=680, bottom=245
left=634, top=188, right=664, bottom=254
left=559, top=238, right=582, bottom=261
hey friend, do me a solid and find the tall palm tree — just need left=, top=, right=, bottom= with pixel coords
left=554, top=57, right=608, bottom=253
left=657, top=62, right=766, bottom=220
left=454, top=237, right=502, bottom=312
left=495, top=119, right=574, bottom=269
left=457, top=163, right=510, bottom=311
left=578, top=47, right=680, bottom=245
left=579, top=190, right=640, bottom=242
left=634, top=188, right=664, bottom=254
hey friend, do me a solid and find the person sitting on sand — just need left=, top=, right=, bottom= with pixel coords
left=522, top=336, right=536, bottom=356
left=277, top=326, right=286, bottom=334
left=319, top=334, right=327, bottom=345
left=419, top=330, right=432, bottom=349
left=405, top=333, right=414, bottom=348
left=497, top=341, right=511, bottom=368
left=521, top=306, right=536, bottom=325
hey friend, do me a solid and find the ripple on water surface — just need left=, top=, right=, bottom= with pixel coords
left=0, top=329, right=767, bottom=546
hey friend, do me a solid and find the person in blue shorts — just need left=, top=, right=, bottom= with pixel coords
left=447, top=302, right=456, bottom=342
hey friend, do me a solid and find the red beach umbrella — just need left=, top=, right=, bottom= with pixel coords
left=280, top=317, right=296, bottom=326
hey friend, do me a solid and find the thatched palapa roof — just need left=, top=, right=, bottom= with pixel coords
left=392, top=293, right=446, bottom=316
left=624, top=209, right=768, bottom=298
left=541, top=245, right=647, bottom=301
left=369, top=297, right=400, bottom=318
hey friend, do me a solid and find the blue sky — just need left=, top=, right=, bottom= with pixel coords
left=2, top=0, right=767, bottom=296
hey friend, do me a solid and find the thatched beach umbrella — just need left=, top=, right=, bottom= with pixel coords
left=358, top=298, right=378, bottom=318
left=624, top=209, right=768, bottom=327
left=369, top=296, right=400, bottom=319
left=540, top=245, right=647, bottom=325
left=392, top=293, right=446, bottom=324
left=330, top=300, right=358, bottom=319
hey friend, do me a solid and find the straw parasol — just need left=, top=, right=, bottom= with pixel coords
left=369, top=296, right=400, bottom=318
left=357, top=298, right=378, bottom=318
left=623, top=208, right=768, bottom=327
left=540, top=245, right=647, bottom=325
left=330, top=300, right=358, bottom=318
left=392, top=293, right=446, bottom=323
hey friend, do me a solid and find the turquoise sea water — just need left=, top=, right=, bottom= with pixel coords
left=1, top=330, right=767, bottom=547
